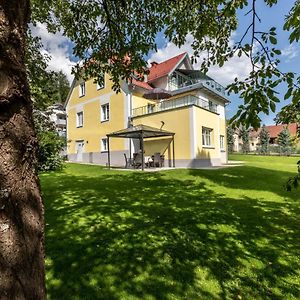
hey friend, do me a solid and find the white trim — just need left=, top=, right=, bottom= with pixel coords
left=101, top=103, right=109, bottom=122
left=169, top=53, right=192, bottom=76
left=189, top=106, right=196, bottom=159
left=101, top=137, right=108, bottom=152
left=67, top=92, right=114, bottom=110
left=79, top=82, right=86, bottom=97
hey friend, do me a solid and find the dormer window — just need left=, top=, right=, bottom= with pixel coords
left=79, top=82, right=85, bottom=97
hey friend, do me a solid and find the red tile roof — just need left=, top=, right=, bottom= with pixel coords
left=132, top=78, right=153, bottom=90
left=266, top=123, right=298, bottom=138
left=250, top=123, right=298, bottom=138
left=147, top=52, right=186, bottom=82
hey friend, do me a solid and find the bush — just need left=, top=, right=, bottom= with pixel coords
left=37, top=130, right=65, bottom=171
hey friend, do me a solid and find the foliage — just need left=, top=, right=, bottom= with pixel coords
left=34, top=110, right=65, bottom=171
left=227, top=125, right=235, bottom=153
left=30, top=0, right=300, bottom=129
left=26, top=30, right=70, bottom=110
left=258, top=125, right=270, bottom=155
left=239, top=126, right=250, bottom=154
left=40, top=157, right=299, bottom=299
left=275, top=103, right=300, bottom=130
left=277, top=126, right=293, bottom=155
left=286, top=160, right=300, bottom=191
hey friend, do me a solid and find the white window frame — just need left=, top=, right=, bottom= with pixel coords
left=101, top=103, right=109, bottom=122
left=202, top=127, right=213, bottom=147
left=79, top=82, right=85, bottom=97
left=220, top=135, right=225, bottom=150
left=96, top=74, right=105, bottom=90
left=101, top=138, right=108, bottom=152
left=76, top=111, right=83, bottom=128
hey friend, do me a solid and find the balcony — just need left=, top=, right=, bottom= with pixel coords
left=131, top=95, right=218, bottom=118
left=56, top=119, right=67, bottom=126
left=168, top=70, right=227, bottom=97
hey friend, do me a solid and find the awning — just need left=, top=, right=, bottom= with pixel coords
left=107, top=124, right=175, bottom=139
left=106, top=124, right=175, bottom=170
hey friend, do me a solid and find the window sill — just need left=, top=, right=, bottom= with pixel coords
left=203, top=146, right=215, bottom=149
left=97, top=86, right=104, bottom=90
left=221, top=149, right=226, bottom=152
left=101, top=151, right=108, bottom=153
left=76, top=126, right=83, bottom=128
left=101, top=120, right=109, bottom=123
left=79, top=95, right=85, bottom=98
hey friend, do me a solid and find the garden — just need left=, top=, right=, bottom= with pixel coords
left=40, top=155, right=300, bottom=299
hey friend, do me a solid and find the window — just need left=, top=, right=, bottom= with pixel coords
left=220, top=135, right=225, bottom=150
left=202, top=127, right=213, bottom=147
left=79, top=82, right=85, bottom=97
left=101, top=103, right=109, bottom=122
left=101, top=138, right=108, bottom=152
left=96, top=74, right=105, bottom=90
left=76, top=111, right=83, bottom=127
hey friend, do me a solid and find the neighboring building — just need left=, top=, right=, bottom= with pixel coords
left=65, top=52, right=229, bottom=168
left=232, top=123, right=299, bottom=152
left=47, top=103, right=67, bottom=138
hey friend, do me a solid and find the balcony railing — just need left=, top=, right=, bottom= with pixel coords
left=56, top=119, right=67, bottom=126
left=131, top=95, right=218, bottom=117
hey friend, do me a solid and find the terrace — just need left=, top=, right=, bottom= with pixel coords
left=131, top=94, right=218, bottom=118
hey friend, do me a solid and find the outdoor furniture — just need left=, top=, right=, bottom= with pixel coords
left=124, top=153, right=134, bottom=168
left=153, top=152, right=164, bottom=167
left=133, top=153, right=143, bottom=168
left=145, top=156, right=153, bottom=168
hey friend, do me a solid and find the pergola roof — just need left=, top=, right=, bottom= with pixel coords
left=107, top=124, right=175, bottom=139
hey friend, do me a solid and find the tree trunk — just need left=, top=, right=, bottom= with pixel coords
left=0, top=1, right=45, bottom=299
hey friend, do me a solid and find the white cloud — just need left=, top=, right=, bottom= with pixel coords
left=31, top=23, right=75, bottom=82
left=281, top=44, right=298, bottom=62
left=148, top=35, right=253, bottom=86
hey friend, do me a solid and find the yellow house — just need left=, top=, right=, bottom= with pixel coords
left=65, top=52, right=229, bottom=168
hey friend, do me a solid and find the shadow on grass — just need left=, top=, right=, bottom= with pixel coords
left=41, top=169, right=300, bottom=300
left=189, top=165, right=299, bottom=201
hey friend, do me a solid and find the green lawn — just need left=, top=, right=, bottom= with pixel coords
left=40, top=155, right=300, bottom=300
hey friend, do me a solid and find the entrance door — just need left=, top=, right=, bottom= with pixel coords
left=76, top=140, right=84, bottom=162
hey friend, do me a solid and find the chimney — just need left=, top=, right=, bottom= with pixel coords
left=150, top=61, right=158, bottom=67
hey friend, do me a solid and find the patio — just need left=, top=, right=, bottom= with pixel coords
left=106, top=124, right=175, bottom=170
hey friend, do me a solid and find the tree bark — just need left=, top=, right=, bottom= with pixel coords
left=0, top=1, right=45, bottom=299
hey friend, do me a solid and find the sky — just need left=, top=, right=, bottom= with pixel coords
left=32, top=0, right=299, bottom=126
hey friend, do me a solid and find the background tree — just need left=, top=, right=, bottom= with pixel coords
left=2, top=0, right=300, bottom=298
left=278, top=127, right=293, bottom=156
left=240, top=127, right=250, bottom=154
left=227, top=125, right=235, bottom=153
left=258, top=125, right=270, bottom=155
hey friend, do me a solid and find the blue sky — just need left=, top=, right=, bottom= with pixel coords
left=33, top=0, right=299, bottom=125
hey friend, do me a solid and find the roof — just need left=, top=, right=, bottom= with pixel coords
left=249, top=123, right=298, bottom=138
left=107, top=124, right=175, bottom=139
left=147, top=53, right=187, bottom=82
left=267, top=123, right=298, bottom=138
left=132, top=78, right=153, bottom=90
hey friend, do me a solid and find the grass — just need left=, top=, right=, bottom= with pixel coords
left=40, top=154, right=300, bottom=300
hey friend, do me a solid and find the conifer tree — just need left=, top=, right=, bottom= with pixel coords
left=240, top=126, right=250, bottom=154
left=227, top=126, right=235, bottom=153
left=259, top=125, right=270, bottom=155
left=278, top=127, right=293, bottom=155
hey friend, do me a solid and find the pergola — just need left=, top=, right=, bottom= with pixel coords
left=107, top=124, right=175, bottom=170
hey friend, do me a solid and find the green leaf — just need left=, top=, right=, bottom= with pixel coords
left=269, top=36, right=277, bottom=44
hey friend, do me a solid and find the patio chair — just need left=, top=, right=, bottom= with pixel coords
left=153, top=152, right=162, bottom=167
left=133, top=153, right=143, bottom=168
left=124, top=153, right=134, bottom=169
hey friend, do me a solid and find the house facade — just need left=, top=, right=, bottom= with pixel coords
left=232, top=123, right=300, bottom=152
left=65, top=53, right=229, bottom=168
